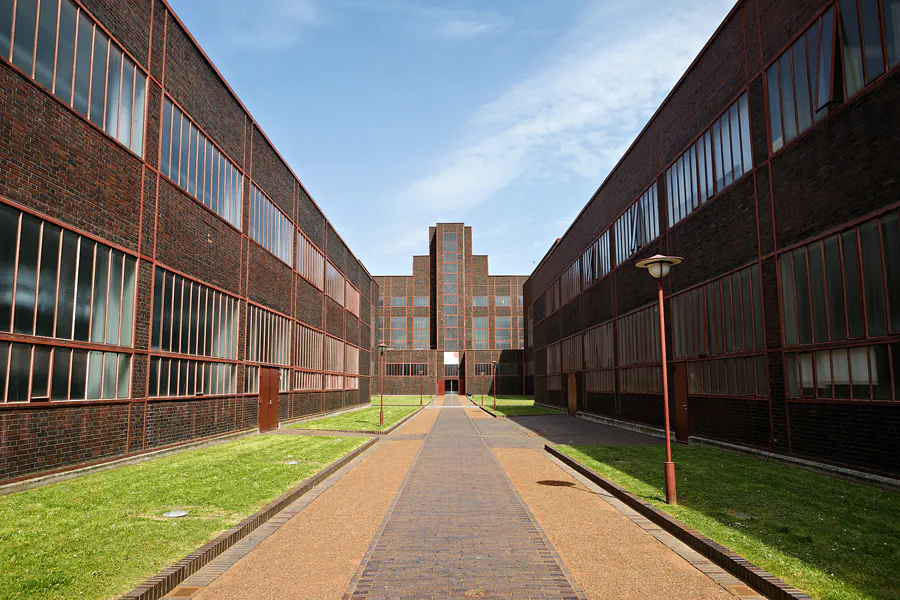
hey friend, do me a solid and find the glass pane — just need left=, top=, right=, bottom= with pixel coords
left=34, top=0, right=59, bottom=89
left=8, top=343, right=31, bottom=402
left=65, top=348, right=84, bottom=400
left=839, top=0, right=865, bottom=96
left=36, top=223, right=60, bottom=338
left=786, top=353, right=800, bottom=396
left=54, top=0, right=77, bottom=104
left=86, top=350, right=102, bottom=398
left=849, top=346, right=870, bottom=398
left=806, top=18, right=823, bottom=123
left=119, top=256, right=135, bottom=346
left=73, top=238, right=93, bottom=340
left=792, top=38, right=812, bottom=134
left=160, top=98, right=172, bottom=175
left=739, top=93, right=752, bottom=171
left=102, top=352, right=117, bottom=399
left=800, top=353, right=815, bottom=396
left=130, top=72, right=145, bottom=155
left=89, top=29, right=108, bottom=127
left=817, top=9, right=835, bottom=111
left=782, top=253, right=798, bottom=344
left=823, top=235, right=847, bottom=341
left=73, top=15, right=91, bottom=116
left=188, top=125, right=198, bottom=196
left=887, top=0, right=900, bottom=67
left=722, top=278, right=734, bottom=352
left=32, top=344, right=51, bottom=398
left=859, top=220, right=887, bottom=336
left=779, top=53, right=797, bottom=144
left=793, top=248, right=812, bottom=344
left=881, top=214, right=900, bottom=333
left=833, top=348, right=851, bottom=398
left=104, top=44, right=122, bottom=136
left=0, top=203, right=18, bottom=330
left=105, top=251, right=122, bottom=344
left=815, top=350, right=832, bottom=398
left=729, top=103, right=742, bottom=178
left=712, top=120, right=724, bottom=191
left=808, top=243, right=828, bottom=343
left=12, top=0, right=37, bottom=75
left=90, top=247, right=108, bottom=343
left=118, top=57, right=134, bottom=147
left=721, top=114, right=733, bottom=187
left=756, top=355, right=767, bottom=396
left=14, top=214, right=40, bottom=334
left=858, top=0, right=884, bottom=82
left=179, top=118, right=190, bottom=187
left=741, top=269, right=754, bottom=350
left=0, top=0, right=12, bottom=58
left=870, top=345, right=891, bottom=400
left=735, top=357, right=746, bottom=396
left=51, top=347, right=70, bottom=399
left=751, top=264, right=764, bottom=349
left=842, top=230, right=865, bottom=337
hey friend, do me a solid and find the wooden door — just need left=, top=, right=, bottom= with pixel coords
left=673, top=362, right=690, bottom=443
left=567, top=373, right=577, bottom=415
left=438, top=379, right=445, bottom=396
left=258, top=368, right=280, bottom=432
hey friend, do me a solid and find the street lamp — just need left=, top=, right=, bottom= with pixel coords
left=635, top=254, right=683, bottom=505
left=377, top=343, right=388, bottom=426
left=491, top=360, right=498, bottom=410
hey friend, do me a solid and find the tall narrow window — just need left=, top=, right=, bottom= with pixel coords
left=34, top=0, right=59, bottom=89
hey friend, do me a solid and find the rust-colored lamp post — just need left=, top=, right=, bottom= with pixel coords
left=635, top=254, right=682, bottom=505
left=492, top=360, right=498, bottom=410
left=377, top=343, right=388, bottom=426
left=481, top=370, right=485, bottom=405
left=420, top=366, right=424, bottom=405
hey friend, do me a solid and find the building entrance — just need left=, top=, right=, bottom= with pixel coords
left=444, top=379, right=459, bottom=395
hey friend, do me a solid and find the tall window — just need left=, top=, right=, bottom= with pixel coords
left=324, top=336, right=344, bottom=390
left=561, top=335, right=583, bottom=372
left=667, top=93, right=752, bottom=226
left=391, top=316, right=407, bottom=350
left=615, top=184, right=659, bottom=265
left=413, top=317, right=429, bottom=349
left=247, top=305, right=291, bottom=370
left=391, top=296, right=407, bottom=307
left=150, top=357, right=235, bottom=398
left=581, top=230, right=611, bottom=289
left=617, top=304, right=662, bottom=394
left=495, top=317, right=512, bottom=349
left=325, top=262, right=345, bottom=306
left=151, top=268, right=238, bottom=359
left=473, top=296, right=488, bottom=307
left=0, top=204, right=139, bottom=403
left=560, top=262, right=582, bottom=306
left=248, top=185, right=292, bottom=266
left=346, top=283, right=360, bottom=317
left=297, top=235, right=325, bottom=289
left=0, top=0, right=146, bottom=156
left=584, top=322, right=615, bottom=393
left=162, top=98, right=242, bottom=229
left=473, top=316, right=489, bottom=350
left=543, top=280, right=560, bottom=316
left=518, top=316, right=525, bottom=349
left=495, top=295, right=511, bottom=307
left=414, top=296, right=429, bottom=307
left=296, top=323, right=323, bottom=391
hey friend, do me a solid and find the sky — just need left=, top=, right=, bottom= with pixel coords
left=167, top=0, right=735, bottom=276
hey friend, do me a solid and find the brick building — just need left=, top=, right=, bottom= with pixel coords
left=374, top=223, right=527, bottom=398
left=0, top=0, right=376, bottom=483
left=524, top=0, right=900, bottom=478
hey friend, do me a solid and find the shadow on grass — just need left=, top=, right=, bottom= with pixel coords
left=559, top=444, right=900, bottom=600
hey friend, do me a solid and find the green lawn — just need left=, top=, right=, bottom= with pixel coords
left=369, top=395, right=433, bottom=405
left=0, top=434, right=368, bottom=600
left=473, top=396, right=565, bottom=417
left=289, top=405, right=418, bottom=431
left=558, top=444, right=900, bottom=600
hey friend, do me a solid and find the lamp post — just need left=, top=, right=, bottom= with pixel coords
left=377, top=343, right=388, bottom=426
left=420, top=368, right=423, bottom=405
left=635, top=254, right=683, bottom=505
left=481, top=371, right=485, bottom=405
left=492, top=360, right=498, bottom=410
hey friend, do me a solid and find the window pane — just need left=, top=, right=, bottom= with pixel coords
left=842, top=230, right=865, bottom=337
left=839, top=0, right=865, bottom=96
left=104, top=45, right=122, bottom=136
left=882, top=214, right=900, bottom=333
left=793, top=248, right=812, bottom=344
left=73, top=239, right=94, bottom=340
left=161, top=98, right=172, bottom=176
left=767, top=65, right=783, bottom=152
left=89, top=29, right=108, bottom=127
left=69, top=348, right=86, bottom=399
left=73, top=15, right=91, bottom=116
left=36, top=223, right=60, bottom=338
left=870, top=344, right=891, bottom=400
left=808, top=242, right=828, bottom=343
left=12, top=0, right=37, bottom=75
left=90, top=248, right=109, bottom=343
left=106, top=251, right=122, bottom=344
left=0, top=0, right=12, bottom=58
left=120, top=256, right=135, bottom=346
left=54, top=0, right=77, bottom=103
left=849, top=346, right=870, bottom=398
left=887, top=0, right=900, bottom=67
left=51, top=347, right=70, bottom=400
left=55, top=229, right=78, bottom=338
left=792, top=38, right=812, bottom=134
left=102, top=352, right=117, bottom=398
left=130, top=72, right=145, bottom=155
left=823, top=235, right=847, bottom=341
left=833, top=348, right=850, bottom=397
left=817, top=9, right=835, bottom=111
left=859, top=220, right=887, bottom=336
left=117, top=353, right=130, bottom=398
left=712, top=120, right=724, bottom=191
left=751, top=264, right=764, bottom=349
left=858, top=0, right=884, bottom=82
left=34, top=0, right=59, bottom=89
left=118, top=57, right=134, bottom=147
left=739, top=94, right=752, bottom=171
left=806, top=18, right=824, bottom=123
left=729, top=103, right=742, bottom=178
left=8, top=343, right=31, bottom=401
left=721, top=115, right=733, bottom=187
left=779, top=53, right=797, bottom=144
left=14, top=214, right=40, bottom=335
left=0, top=203, right=18, bottom=330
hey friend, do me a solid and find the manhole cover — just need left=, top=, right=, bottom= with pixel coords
left=163, top=510, right=188, bottom=518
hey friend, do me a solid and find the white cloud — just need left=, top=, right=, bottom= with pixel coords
left=204, top=0, right=324, bottom=52
left=437, top=18, right=507, bottom=39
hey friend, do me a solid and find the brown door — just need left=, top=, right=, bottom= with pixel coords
left=258, top=368, right=280, bottom=432
left=567, top=373, right=577, bottom=415
left=438, top=379, right=445, bottom=396
left=673, top=362, right=690, bottom=443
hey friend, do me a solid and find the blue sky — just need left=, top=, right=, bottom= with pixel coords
left=167, top=0, right=735, bottom=276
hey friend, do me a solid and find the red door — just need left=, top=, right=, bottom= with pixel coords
left=258, top=368, right=280, bottom=432
left=674, top=362, right=690, bottom=443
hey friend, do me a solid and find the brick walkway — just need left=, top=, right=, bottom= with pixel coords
left=344, top=405, right=586, bottom=600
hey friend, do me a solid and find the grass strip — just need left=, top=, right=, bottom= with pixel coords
left=369, top=395, right=432, bottom=406
left=557, top=444, right=900, bottom=600
left=290, top=405, right=418, bottom=432
left=0, top=434, right=367, bottom=600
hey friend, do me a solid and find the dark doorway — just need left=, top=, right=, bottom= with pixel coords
left=444, top=379, right=459, bottom=395
left=673, top=362, right=690, bottom=443
left=258, top=368, right=280, bottom=433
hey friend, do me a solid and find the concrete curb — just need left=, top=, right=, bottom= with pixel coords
left=545, top=446, right=813, bottom=600
left=120, top=436, right=379, bottom=600
left=286, top=405, right=425, bottom=437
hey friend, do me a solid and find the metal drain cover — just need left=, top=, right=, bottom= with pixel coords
left=163, top=510, right=188, bottom=518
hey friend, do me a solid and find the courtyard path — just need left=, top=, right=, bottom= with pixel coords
left=167, top=398, right=758, bottom=599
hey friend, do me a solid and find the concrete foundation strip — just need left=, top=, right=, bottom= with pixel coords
left=544, top=445, right=813, bottom=600
left=120, top=436, right=379, bottom=600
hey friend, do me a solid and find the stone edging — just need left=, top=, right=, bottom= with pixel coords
left=121, top=437, right=379, bottom=600
left=473, top=403, right=501, bottom=418
left=288, top=405, right=425, bottom=437
left=545, top=446, right=813, bottom=600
